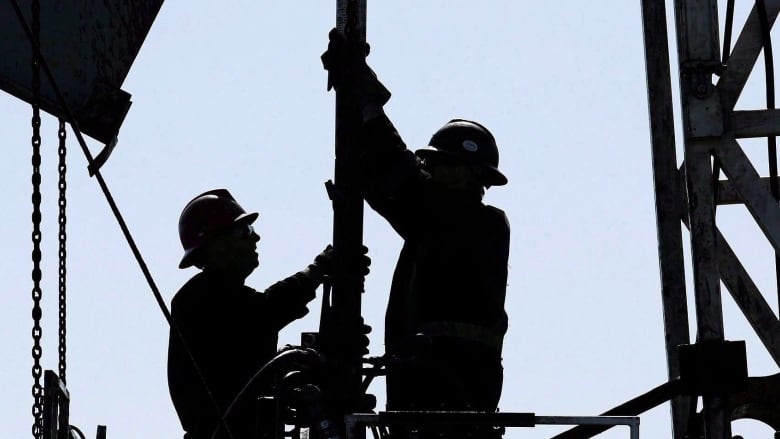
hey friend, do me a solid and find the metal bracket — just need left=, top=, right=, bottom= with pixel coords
left=679, top=340, right=749, bottom=395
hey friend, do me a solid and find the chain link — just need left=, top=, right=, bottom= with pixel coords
left=30, top=0, right=44, bottom=437
left=58, top=118, right=67, bottom=385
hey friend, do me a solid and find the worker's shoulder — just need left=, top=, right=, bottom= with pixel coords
left=170, top=272, right=213, bottom=308
left=483, top=204, right=509, bottom=226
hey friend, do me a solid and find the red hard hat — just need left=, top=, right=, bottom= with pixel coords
left=178, top=189, right=258, bottom=269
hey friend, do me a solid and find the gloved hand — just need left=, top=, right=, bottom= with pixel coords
left=310, top=244, right=371, bottom=279
left=319, top=312, right=373, bottom=357
left=321, top=28, right=368, bottom=90
left=306, top=245, right=335, bottom=286
left=312, top=244, right=335, bottom=273
left=356, top=244, right=371, bottom=277
left=321, top=28, right=391, bottom=107
left=358, top=320, right=373, bottom=354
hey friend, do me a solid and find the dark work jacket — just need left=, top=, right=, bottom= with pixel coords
left=167, top=269, right=316, bottom=439
left=358, top=115, right=510, bottom=368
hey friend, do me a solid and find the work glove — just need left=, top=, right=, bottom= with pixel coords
left=306, top=245, right=335, bottom=286
left=321, top=28, right=391, bottom=107
left=319, top=311, right=373, bottom=357
left=312, top=244, right=335, bottom=274
left=354, top=244, right=371, bottom=277
left=310, top=244, right=371, bottom=280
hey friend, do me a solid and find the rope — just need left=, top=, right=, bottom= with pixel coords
left=30, top=0, right=44, bottom=437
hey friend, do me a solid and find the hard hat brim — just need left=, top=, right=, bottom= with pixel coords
left=416, top=148, right=507, bottom=187
left=178, top=211, right=259, bottom=269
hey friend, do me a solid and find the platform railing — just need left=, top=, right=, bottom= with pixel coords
left=344, top=411, right=640, bottom=439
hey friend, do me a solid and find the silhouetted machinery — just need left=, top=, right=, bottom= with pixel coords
left=3, top=0, right=778, bottom=438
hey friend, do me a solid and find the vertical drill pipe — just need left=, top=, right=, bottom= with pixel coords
left=325, top=0, right=369, bottom=416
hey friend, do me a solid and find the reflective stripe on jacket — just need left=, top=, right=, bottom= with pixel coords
left=418, top=320, right=504, bottom=353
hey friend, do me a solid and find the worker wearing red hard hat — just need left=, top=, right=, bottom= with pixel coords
left=167, top=189, right=340, bottom=439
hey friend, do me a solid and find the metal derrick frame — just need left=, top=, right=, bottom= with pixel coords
left=642, top=1, right=780, bottom=439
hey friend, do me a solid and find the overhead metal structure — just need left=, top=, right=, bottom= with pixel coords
left=0, top=0, right=163, bottom=168
left=641, top=0, right=780, bottom=438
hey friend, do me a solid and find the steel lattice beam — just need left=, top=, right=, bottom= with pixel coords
left=643, top=0, right=780, bottom=438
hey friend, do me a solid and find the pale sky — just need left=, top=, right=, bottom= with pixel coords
left=1, top=2, right=778, bottom=438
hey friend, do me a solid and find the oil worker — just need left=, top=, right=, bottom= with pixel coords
left=167, top=189, right=346, bottom=439
left=322, top=31, right=510, bottom=439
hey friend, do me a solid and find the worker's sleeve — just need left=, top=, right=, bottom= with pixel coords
left=482, top=207, right=511, bottom=337
left=262, top=271, right=318, bottom=330
left=358, top=114, right=429, bottom=239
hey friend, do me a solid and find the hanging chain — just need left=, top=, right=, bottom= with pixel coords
left=58, top=118, right=67, bottom=385
left=30, top=0, right=44, bottom=437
